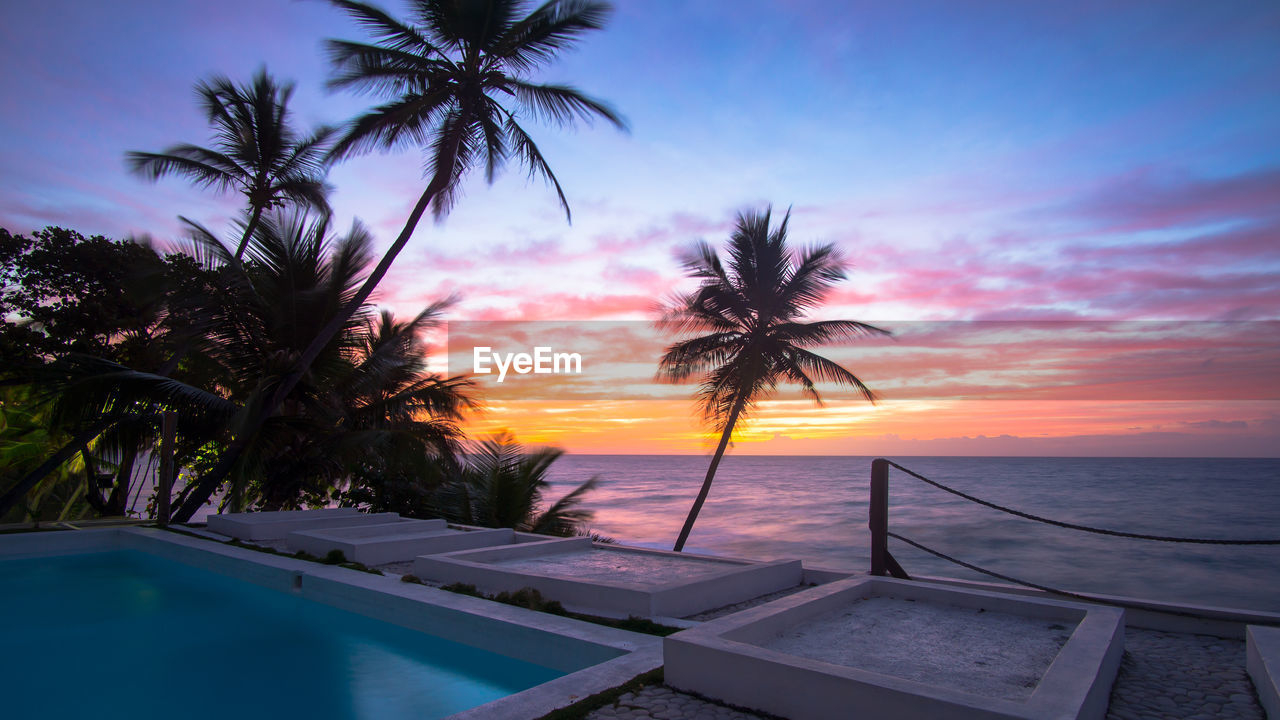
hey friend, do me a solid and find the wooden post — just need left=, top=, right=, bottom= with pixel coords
left=870, top=458, right=889, bottom=576
left=156, top=411, right=176, bottom=527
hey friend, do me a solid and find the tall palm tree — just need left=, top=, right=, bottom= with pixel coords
left=657, top=207, right=890, bottom=552
left=172, top=0, right=626, bottom=521
left=127, top=69, right=335, bottom=260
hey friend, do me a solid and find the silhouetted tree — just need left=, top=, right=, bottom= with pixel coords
left=173, top=0, right=626, bottom=521
left=657, top=207, right=888, bottom=551
left=127, top=69, right=334, bottom=260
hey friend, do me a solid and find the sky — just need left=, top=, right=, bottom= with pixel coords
left=1, top=0, right=1278, bottom=456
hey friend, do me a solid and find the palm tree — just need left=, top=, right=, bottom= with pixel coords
left=249, top=307, right=476, bottom=511
left=437, top=432, right=598, bottom=536
left=173, top=211, right=475, bottom=513
left=127, top=69, right=335, bottom=260
left=25, top=211, right=476, bottom=519
left=172, top=0, right=626, bottom=521
left=657, top=207, right=889, bottom=552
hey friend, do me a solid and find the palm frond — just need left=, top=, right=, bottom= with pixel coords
left=529, top=475, right=598, bottom=536
left=510, top=80, right=626, bottom=129
left=501, top=110, right=570, bottom=220
left=126, top=149, right=241, bottom=189
left=326, top=0, right=441, bottom=55
left=497, top=0, right=612, bottom=71
left=327, top=89, right=457, bottom=161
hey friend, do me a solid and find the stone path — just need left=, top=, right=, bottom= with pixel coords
left=586, top=628, right=1264, bottom=720
left=1106, top=629, right=1263, bottom=720
left=587, top=686, right=768, bottom=720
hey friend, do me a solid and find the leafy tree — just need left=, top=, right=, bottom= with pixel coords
left=127, top=69, right=335, bottom=260
left=35, top=211, right=477, bottom=517
left=657, top=207, right=889, bottom=551
left=0, top=227, right=207, bottom=519
left=171, top=0, right=627, bottom=520
left=0, top=227, right=173, bottom=368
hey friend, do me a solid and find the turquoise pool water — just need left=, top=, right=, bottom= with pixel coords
left=1, top=550, right=564, bottom=719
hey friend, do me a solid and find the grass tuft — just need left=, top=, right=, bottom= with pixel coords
left=436, top=584, right=681, bottom=636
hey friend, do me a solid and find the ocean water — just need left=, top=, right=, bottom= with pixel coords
left=544, top=455, right=1280, bottom=613
left=1, top=550, right=563, bottom=720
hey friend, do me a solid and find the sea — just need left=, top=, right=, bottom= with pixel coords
left=542, top=455, right=1280, bottom=614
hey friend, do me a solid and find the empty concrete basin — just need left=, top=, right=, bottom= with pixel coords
left=205, top=509, right=402, bottom=541
left=413, top=537, right=803, bottom=619
left=1248, top=625, right=1280, bottom=720
left=287, top=521, right=516, bottom=565
left=666, top=576, right=1124, bottom=720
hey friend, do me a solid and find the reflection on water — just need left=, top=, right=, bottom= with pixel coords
left=545, top=455, right=1280, bottom=613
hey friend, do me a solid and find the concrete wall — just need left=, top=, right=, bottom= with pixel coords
left=911, top=572, right=1280, bottom=639
left=1247, top=625, right=1280, bottom=720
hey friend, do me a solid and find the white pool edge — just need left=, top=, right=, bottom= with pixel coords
left=0, top=527, right=662, bottom=720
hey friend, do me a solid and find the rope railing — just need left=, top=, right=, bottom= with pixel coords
left=882, top=459, right=1280, bottom=545
left=868, top=458, right=1279, bottom=609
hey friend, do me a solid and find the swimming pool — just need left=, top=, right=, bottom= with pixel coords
left=0, top=528, right=662, bottom=720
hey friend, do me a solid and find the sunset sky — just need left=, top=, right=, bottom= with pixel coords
left=1, top=1, right=1277, bottom=455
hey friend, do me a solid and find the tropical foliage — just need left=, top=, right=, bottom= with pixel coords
left=181, top=0, right=628, bottom=505
left=127, top=69, right=335, bottom=260
left=0, top=227, right=207, bottom=521
left=6, top=1, right=622, bottom=530
left=1, top=214, right=478, bottom=520
left=152, top=211, right=476, bottom=514
left=657, top=206, right=888, bottom=551
left=344, top=432, right=599, bottom=537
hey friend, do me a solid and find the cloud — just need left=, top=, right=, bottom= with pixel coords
left=1047, top=166, right=1280, bottom=233
left=1181, top=419, right=1249, bottom=430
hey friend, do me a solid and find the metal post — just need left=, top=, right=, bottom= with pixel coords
left=157, top=411, right=176, bottom=527
left=870, top=458, right=889, bottom=576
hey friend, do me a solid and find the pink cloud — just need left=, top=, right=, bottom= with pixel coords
left=1047, top=166, right=1280, bottom=233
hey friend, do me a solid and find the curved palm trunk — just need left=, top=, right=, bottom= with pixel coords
left=231, top=204, right=265, bottom=261
left=0, top=340, right=196, bottom=518
left=105, top=447, right=138, bottom=516
left=673, top=394, right=747, bottom=552
left=171, top=176, right=446, bottom=523
left=0, top=420, right=111, bottom=517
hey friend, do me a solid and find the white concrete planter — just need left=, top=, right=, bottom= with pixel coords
left=206, top=508, right=402, bottom=540
left=666, top=576, right=1124, bottom=720
left=413, top=537, right=804, bottom=619
left=288, top=521, right=517, bottom=565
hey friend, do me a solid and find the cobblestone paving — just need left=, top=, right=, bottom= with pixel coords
left=586, top=686, right=768, bottom=720
left=587, top=628, right=1264, bottom=720
left=1106, top=629, right=1263, bottom=720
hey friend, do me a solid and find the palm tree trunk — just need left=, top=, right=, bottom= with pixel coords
left=231, top=204, right=264, bottom=261
left=0, top=420, right=111, bottom=517
left=105, top=447, right=138, bottom=516
left=80, top=443, right=107, bottom=513
left=171, top=177, right=447, bottom=523
left=673, top=394, right=747, bottom=552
